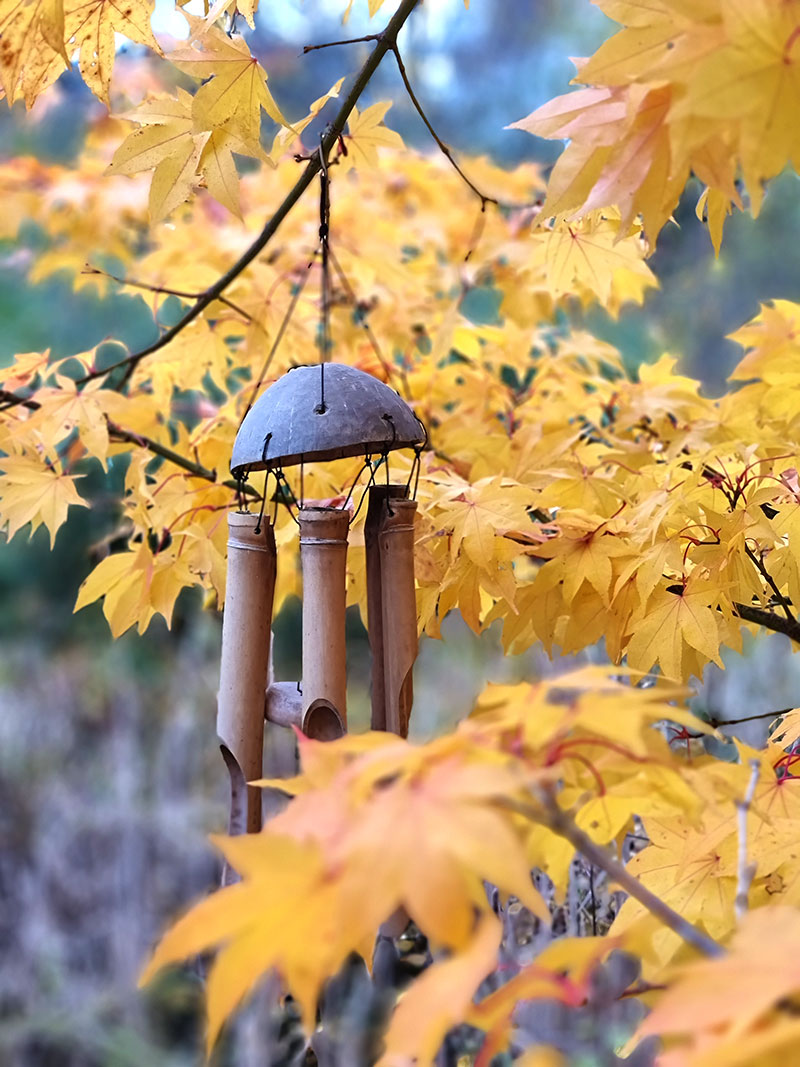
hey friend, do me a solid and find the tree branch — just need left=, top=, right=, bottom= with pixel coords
left=744, top=544, right=795, bottom=623
left=388, top=43, right=497, bottom=210
left=734, top=601, right=800, bottom=643
left=0, top=0, right=423, bottom=406
left=303, top=33, right=381, bottom=54
left=81, top=266, right=254, bottom=323
left=106, top=420, right=217, bottom=482
left=504, top=790, right=725, bottom=959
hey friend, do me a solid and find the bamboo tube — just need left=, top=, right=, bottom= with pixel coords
left=217, top=512, right=276, bottom=835
left=379, top=498, right=418, bottom=738
left=299, top=507, right=349, bottom=729
left=365, top=485, right=409, bottom=731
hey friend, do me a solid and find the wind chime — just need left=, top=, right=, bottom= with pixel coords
left=216, top=149, right=426, bottom=835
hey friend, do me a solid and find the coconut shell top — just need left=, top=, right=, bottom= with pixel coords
left=231, top=363, right=424, bottom=473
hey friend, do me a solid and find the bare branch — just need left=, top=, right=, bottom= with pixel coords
left=81, top=265, right=254, bottom=323
left=106, top=420, right=217, bottom=482
left=734, top=758, right=761, bottom=921
left=303, top=33, right=381, bottom=54
left=388, top=43, right=497, bottom=210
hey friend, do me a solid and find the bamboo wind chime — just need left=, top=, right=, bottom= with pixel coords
left=216, top=154, right=425, bottom=836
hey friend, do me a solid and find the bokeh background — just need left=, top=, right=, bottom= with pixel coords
left=4, top=1, right=800, bottom=1063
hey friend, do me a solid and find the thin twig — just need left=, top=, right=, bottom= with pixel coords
left=303, top=33, right=381, bottom=54
left=503, top=791, right=725, bottom=958
left=745, top=544, right=795, bottom=623
left=81, top=265, right=253, bottom=323
left=734, top=758, right=761, bottom=921
left=388, top=43, right=497, bottom=210
left=0, top=0, right=423, bottom=411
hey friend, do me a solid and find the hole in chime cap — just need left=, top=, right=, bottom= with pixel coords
left=231, top=363, right=424, bottom=474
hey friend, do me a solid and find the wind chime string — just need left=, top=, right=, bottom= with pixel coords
left=239, top=262, right=314, bottom=429
left=316, top=138, right=332, bottom=415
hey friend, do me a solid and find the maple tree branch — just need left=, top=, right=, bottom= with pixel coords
left=734, top=758, right=760, bottom=921
left=744, top=544, right=795, bottom=623
left=81, top=266, right=254, bottom=323
left=706, top=707, right=793, bottom=729
left=0, top=389, right=39, bottom=413
left=733, top=601, right=800, bottom=644
left=388, top=43, right=497, bottom=211
left=105, top=420, right=218, bottom=482
left=504, top=791, right=725, bottom=959
left=303, top=33, right=382, bottom=54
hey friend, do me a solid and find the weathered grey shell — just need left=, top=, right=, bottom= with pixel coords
left=231, top=363, right=424, bottom=473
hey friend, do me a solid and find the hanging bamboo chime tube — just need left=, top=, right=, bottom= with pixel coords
left=378, top=497, right=418, bottom=738
left=217, top=512, right=277, bottom=835
left=365, top=484, right=410, bottom=732
left=299, top=507, right=349, bottom=731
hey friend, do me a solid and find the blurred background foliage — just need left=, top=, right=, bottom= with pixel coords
left=4, top=1, right=800, bottom=1064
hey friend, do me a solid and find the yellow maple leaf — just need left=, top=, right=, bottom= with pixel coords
left=170, top=21, right=289, bottom=151
left=534, top=213, right=657, bottom=306
left=636, top=906, right=800, bottom=1058
left=0, top=0, right=67, bottom=106
left=339, top=101, right=405, bottom=171
left=0, top=453, right=87, bottom=547
left=64, top=0, right=161, bottom=105
left=626, top=575, right=724, bottom=681
left=74, top=541, right=199, bottom=636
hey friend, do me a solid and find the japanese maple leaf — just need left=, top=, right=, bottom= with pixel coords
left=109, top=91, right=211, bottom=221
left=534, top=213, right=657, bottom=306
left=0, top=454, right=87, bottom=547
left=437, top=475, right=536, bottom=566
left=339, top=101, right=405, bottom=171
left=170, top=22, right=289, bottom=154
left=376, top=915, right=502, bottom=1067
left=626, top=575, right=724, bottom=681
left=74, top=541, right=199, bottom=636
left=637, top=906, right=800, bottom=1048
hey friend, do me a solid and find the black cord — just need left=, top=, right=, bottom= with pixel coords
left=316, top=138, right=331, bottom=415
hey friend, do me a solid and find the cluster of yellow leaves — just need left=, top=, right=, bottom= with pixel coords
left=635, top=906, right=800, bottom=1066
left=4, top=111, right=800, bottom=676
left=108, top=18, right=298, bottom=221
left=0, top=115, right=661, bottom=637
left=138, top=668, right=710, bottom=1059
left=511, top=0, right=800, bottom=250
left=0, top=0, right=160, bottom=106
left=139, top=666, right=800, bottom=1062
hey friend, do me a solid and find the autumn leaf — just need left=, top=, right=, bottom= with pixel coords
left=0, top=454, right=87, bottom=547
left=170, top=22, right=290, bottom=151
left=339, top=101, right=405, bottom=171
left=626, top=575, right=725, bottom=681
left=636, top=906, right=800, bottom=1062
left=534, top=214, right=657, bottom=306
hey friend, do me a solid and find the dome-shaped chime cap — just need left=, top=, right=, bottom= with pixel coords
left=231, top=363, right=424, bottom=473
